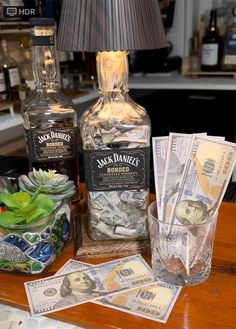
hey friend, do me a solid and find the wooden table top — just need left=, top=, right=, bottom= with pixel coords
left=0, top=200, right=236, bottom=329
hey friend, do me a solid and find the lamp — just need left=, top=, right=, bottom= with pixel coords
left=57, top=0, right=166, bottom=242
left=57, top=0, right=166, bottom=52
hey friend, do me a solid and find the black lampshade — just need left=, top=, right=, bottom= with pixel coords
left=57, top=0, right=166, bottom=52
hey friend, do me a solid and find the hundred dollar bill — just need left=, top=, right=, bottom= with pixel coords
left=152, top=136, right=169, bottom=217
left=170, top=135, right=236, bottom=226
left=94, top=282, right=181, bottom=323
left=56, top=259, right=92, bottom=275
left=161, top=133, right=195, bottom=222
left=56, top=260, right=181, bottom=324
left=160, top=133, right=215, bottom=222
left=25, top=254, right=156, bottom=316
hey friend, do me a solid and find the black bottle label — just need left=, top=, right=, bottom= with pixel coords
left=32, top=35, right=54, bottom=46
left=25, top=128, right=76, bottom=162
left=83, top=147, right=150, bottom=191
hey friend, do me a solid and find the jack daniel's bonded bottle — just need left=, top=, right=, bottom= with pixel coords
left=22, top=18, right=81, bottom=201
left=80, top=51, right=150, bottom=240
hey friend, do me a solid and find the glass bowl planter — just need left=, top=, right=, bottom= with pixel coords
left=0, top=199, right=71, bottom=274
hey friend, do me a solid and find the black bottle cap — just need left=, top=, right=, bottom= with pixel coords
left=29, top=18, right=55, bottom=27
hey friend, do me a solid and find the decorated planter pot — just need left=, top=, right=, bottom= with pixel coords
left=0, top=200, right=71, bottom=274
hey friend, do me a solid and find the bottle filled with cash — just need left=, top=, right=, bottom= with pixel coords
left=80, top=51, right=150, bottom=240
left=21, top=18, right=81, bottom=202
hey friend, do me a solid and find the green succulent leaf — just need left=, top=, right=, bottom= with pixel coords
left=15, top=203, right=38, bottom=218
left=25, top=208, right=45, bottom=224
left=32, top=194, right=55, bottom=217
left=0, top=193, right=21, bottom=210
left=0, top=186, right=55, bottom=228
left=0, top=211, right=25, bottom=227
left=13, top=192, right=30, bottom=204
left=0, top=192, right=32, bottom=211
left=29, top=186, right=42, bottom=204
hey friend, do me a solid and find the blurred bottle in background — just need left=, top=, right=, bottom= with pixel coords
left=212, top=0, right=229, bottom=36
left=0, top=38, right=21, bottom=100
left=19, top=36, right=34, bottom=91
left=59, top=51, right=74, bottom=89
left=0, top=64, right=7, bottom=102
left=190, top=32, right=200, bottom=72
left=222, top=7, right=236, bottom=71
left=201, top=9, right=223, bottom=71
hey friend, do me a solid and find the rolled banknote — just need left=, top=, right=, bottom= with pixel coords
left=152, top=136, right=169, bottom=217
left=24, top=254, right=156, bottom=316
left=161, top=133, right=195, bottom=222
left=56, top=259, right=181, bottom=324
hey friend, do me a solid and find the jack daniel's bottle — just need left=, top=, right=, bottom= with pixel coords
left=22, top=18, right=81, bottom=201
left=80, top=52, right=150, bottom=240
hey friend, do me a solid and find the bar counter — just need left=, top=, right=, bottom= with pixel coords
left=0, top=197, right=235, bottom=329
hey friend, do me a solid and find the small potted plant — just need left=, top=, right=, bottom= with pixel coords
left=0, top=169, right=76, bottom=274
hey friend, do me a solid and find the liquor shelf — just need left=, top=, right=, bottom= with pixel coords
left=0, top=21, right=30, bottom=35
left=128, top=70, right=236, bottom=90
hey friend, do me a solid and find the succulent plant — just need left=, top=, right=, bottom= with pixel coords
left=0, top=188, right=55, bottom=227
left=18, top=168, right=76, bottom=202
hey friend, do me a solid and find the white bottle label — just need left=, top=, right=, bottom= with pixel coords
left=0, top=72, right=6, bottom=92
left=224, top=55, right=236, bottom=65
left=201, top=44, right=219, bottom=66
left=19, top=89, right=26, bottom=100
left=9, top=67, right=21, bottom=87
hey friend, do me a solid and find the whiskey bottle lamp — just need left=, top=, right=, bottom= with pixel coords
left=57, top=0, right=166, bottom=241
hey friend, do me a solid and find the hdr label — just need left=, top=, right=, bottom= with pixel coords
left=3, top=6, right=36, bottom=18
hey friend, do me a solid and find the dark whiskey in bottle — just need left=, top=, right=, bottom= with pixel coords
left=201, top=9, right=222, bottom=71
left=21, top=18, right=82, bottom=201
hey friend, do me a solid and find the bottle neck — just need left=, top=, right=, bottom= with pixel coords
left=1, top=39, right=8, bottom=56
left=209, top=10, right=217, bottom=32
left=32, top=45, right=59, bottom=91
left=96, top=51, right=129, bottom=95
left=31, top=26, right=59, bottom=92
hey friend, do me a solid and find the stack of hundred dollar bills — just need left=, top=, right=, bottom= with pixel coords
left=152, top=133, right=236, bottom=223
left=151, top=133, right=236, bottom=278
